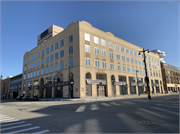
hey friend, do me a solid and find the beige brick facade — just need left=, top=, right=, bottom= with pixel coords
left=21, top=21, right=164, bottom=98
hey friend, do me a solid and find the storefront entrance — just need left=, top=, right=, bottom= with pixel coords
left=119, top=76, right=127, bottom=95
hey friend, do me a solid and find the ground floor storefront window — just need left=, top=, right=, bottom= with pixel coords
left=55, top=87, right=63, bottom=98
left=155, top=80, right=160, bottom=93
left=45, top=77, right=52, bottom=98
left=129, top=77, right=136, bottom=94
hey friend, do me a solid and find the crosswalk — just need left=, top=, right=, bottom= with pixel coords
left=0, top=114, right=50, bottom=133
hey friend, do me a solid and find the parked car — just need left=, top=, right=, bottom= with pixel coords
left=16, top=96, right=23, bottom=100
left=29, top=96, right=38, bottom=101
left=22, top=96, right=30, bottom=101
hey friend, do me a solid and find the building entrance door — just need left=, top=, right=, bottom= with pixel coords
left=97, top=85, right=105, bottom=97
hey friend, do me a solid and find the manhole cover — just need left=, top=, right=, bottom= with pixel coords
left=138, top=121, right=157, bottom=125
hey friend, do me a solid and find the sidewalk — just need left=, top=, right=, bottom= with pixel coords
left=39, top=92, right=179, bottom=101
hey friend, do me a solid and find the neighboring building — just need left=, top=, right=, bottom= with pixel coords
left=1, top=77, right=12, bottom=99
left=21, top=21, right=164, bottom=99
left=161, top=63, right=180, bottom=92
left=151, top=49, right=166, bottom=63
left=9, top=74, right=22, bottom=99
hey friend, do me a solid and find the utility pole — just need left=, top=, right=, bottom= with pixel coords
left=138, top=48, right=151, bottom=99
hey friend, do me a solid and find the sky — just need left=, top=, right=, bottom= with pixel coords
left=0, top=0, right=179, bottom=79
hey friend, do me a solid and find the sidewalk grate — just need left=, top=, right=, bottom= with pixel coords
left=138, top=121, right=157, bottom=125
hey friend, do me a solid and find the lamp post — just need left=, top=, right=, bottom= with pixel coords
left=136, top=70, right=140, bottom=96
left=138, top=48, right=151, bottom=99
left=66, top=63, right=71, bottom=99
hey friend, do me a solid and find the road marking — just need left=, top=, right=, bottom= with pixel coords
left=6, top=126, right=40, bottom=133
left=101, top=103, right=111, bottom=107
left=1, top=121, right=25, bottom=127
left=90, top=104, right=99, bottom=110
left=0, top=116, right=11, bottom=119
left=0, top=118, right=15, bottom=121
left=1, top=123, right=32, bottom=131
left=110, top=102, right=121, bottom=106
left=164, top=101, right=172, bottom=103
left=75, top=105, right=86, bottom=112
left=152, top=107, right=179, bottom=115
left=32, top=129, right=50, bottom=134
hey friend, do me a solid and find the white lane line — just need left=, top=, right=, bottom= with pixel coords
left=164, top=101, right=172, bottom=103
left=0, top=118, right=15, bottom=121
left=32, top=129, right=50, bottom=134
left=0, top=116, right=11, bottom=119
left=5, top=126, right=40, bottom=134
left=101, top=103, right=111, bottom=107
left=110, top=102, right=121, bottom=106
left=90, top=104, right=99, bottom=110
left=75, top=105, right=86, bottom=112
left=1, top=121, right=25, bottom=127
left=0, top=120, right=20, bottom=123
left=1, top=123, right=32, bottom=131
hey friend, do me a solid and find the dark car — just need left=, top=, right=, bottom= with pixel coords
left=16, top=96, right=23, bottom=100
left=22, top=96, right=30, bottom=101
left=29, top=96, right=38, bottom=101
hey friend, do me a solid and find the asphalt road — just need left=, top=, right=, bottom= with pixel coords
left=0, top=94, right=179, bottom=133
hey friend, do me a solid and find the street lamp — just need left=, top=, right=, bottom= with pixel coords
left=66, top=63, right=71, bottom=99
left=138, top=48, right=151, bottom=99
left=136, top=70, right=140, bottom=96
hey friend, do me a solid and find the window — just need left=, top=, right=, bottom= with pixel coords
left=94, top=47, right=99, bottom=55
left=131, top=58, right=134, bottom=63
left=154, top=72, right=155, bottom=76
left=24, top=74, right=26, bottom=80
left=50, top=54, right=53, bottom=61
left=38, top=52, right=40, bottom=58
left=127, top=66, right=130, bottom=72
left=60, top=50, right=64, bottom=57
left=69, top=34, right=73, bottom=43
left=34, top=71, right=36, bottom=77
left=159, top=73, right=161, bottom=77
left=132, top=67, right=135, bottom=73
left=46, top=67, right=49, bottom=74
left=117, top=64, right=121, bottom=71
left=60, top=39, right=64, bottom=47
left=126, top=48, right=129, bottom=54
left=24, top=66, right=26, bottom=71
left=60, top=62, right=64, bottom=70
left=134, top=51, right=137, bottom=56
left=158, top=66, right=160, bottom=70
left=41, top=59, right=44, bottom=65
left=150, top=71, right=152, bottom=76
left=37, top=70, right=39, bottom=76
left=149, top=63, right=151, bottom=68
left=85, top=45, right=90, bottom=53
left=109, top=52, right=113, bottom=58
left=50, top=65, right=53, bottom=73
left=135, top=59, right=137, bottom=64
left=126, top=57, right=129, bottom=62
left=109, top=42, right=113, bottom=49
left=141, top=54, right=143, bottom=58
left=29, top=57, right=31, bottom=62
left=95, top=60, right=100, bottom=67
left=110, top=63, right=114, bottom=70
left=102, top=61, right=106, bottom=69
left=138, top=54, right=140, bottom=58
left=153, top=64, right=154, bottom=69
left=122, top=56, right=125, bottom=61
left=116, top=45, right=119, bottom=51
left=28, top=73, right=30, bottom=79
left=117, top=54, right=120, bottom=60
left=25, top=59, right=27, bottom=64
left=152, top=58, right=153, bottom=62
left=168, top=71, right=170, bottom=74
left=94, top=36, right=99, bottom=44
left=35, top=54, right=37, bottom=59
left=31, top=63, right=33, bottom=69
left=69, top=59, right=73, bottom=67
left=55, top=52, right=58, bottom=59
left=139, top=61, right=141, bottom=65
left=154, top=59, right=156, bottom=63
left=123, top=66, right=126, bottom=72
left=46, top=56, right=49, bottom=63
left=34, top=62, right=36, bottom=67
left=130, top=50, right=133, bottom=55
left=136, top=68, right=139, bottom=73
left=32, top=56, right=33, bottom=61
left=155, top=65, right=157, bottom=69
left=55, top=42, right=59, bottom=49
left=85, top=58, right=91, bottom=66
left=156, top=72, right=158, bottom=77
left=55, top=64, right=58, bottom=71
left=157, top=60, right=159, bottom=64
left=140, top=69, right=142, bottom=74
left=121, top=47, right=124, bottom=52
left=28, top=65, right=30, bottom=69
left=37, top=61, right=40, bottom=66
left=102, top=49, right=106, bottom=56
left=169, top=81, right=171, bottom=84
left=143, top=69, right=145, bottom=75
left=31, top=72, right=33, bottom=78
left=85, top=33, right=90, bottom=41
left=46, top=47, right=49, bottom=54
left=69, top=46, right=73, bottom=54
left=142, top=61, right=144, bottom=66
left=101, top=39, right=105, bottom=46
left=42, top=50, right=44, bottom=56
left=51, top=45, right=54, bottom=52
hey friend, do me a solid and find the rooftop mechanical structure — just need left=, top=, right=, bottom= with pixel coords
left=151, top=49, right=166, bottom=63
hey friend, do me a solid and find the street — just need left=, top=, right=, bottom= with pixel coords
left=0, top=94, right=179, bottom=133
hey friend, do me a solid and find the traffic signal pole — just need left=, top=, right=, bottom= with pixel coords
left=139, top=48, right=151, bottom=100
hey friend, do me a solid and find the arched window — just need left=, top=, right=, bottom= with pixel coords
left=86, top=73, right=91, bottom=79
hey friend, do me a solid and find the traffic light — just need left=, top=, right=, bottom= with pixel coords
left=145, top=76, right=149, bottom=83
left=70, top=80, right=74, bottom=85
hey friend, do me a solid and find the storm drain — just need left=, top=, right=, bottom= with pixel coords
left=138, top=121, right=157, bottom=125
